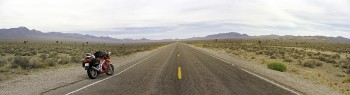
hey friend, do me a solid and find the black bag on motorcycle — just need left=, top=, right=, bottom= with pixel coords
left=94, top=51, right=107, bottom=58
left=90, top=58, right=99, bottom=66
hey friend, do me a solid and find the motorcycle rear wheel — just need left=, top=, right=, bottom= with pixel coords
left=87, top=67, right=98, bottom=79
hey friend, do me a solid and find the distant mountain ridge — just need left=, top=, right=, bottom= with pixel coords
left=206, top=32, right=249, bottom=39
left=0, top=27, right=149, bottom=42
left=188, top=32, right=350, bottom=42
left=1, top=27, right=349, bottom=43
left=188, top=32, right=249, bottom=40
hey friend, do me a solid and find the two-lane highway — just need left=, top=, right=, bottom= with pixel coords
left=45, top=43, right=298, bottom=95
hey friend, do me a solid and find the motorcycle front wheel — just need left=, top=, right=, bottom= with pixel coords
left=106, top=64, right=114, bottom=75
left=87, top=67, right=98, bottom=79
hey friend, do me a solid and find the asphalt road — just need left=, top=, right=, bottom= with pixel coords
left=45, top=43, right=298, bottom=95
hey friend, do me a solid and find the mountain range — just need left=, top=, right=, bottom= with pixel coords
left=0, top=27, right=149, bottom=43
left=188, top=32, right=249, bottom=40
left=1, top=27, right=349, bottom=43
left=187, top=32, right=350, bottom=42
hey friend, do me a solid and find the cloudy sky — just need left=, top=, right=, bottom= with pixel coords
left=0, top=0, right=349, bottom=39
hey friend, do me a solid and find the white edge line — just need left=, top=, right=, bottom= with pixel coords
left=241, top=69, right=301, bottom=95
left=65, top=49, right=163, bottom=95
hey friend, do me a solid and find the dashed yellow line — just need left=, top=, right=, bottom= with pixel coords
left=178, top=66, right=182, bottom=80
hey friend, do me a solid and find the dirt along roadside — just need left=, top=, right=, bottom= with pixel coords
left=186, top=44, right=343, bottom=95
left=0, top=46, right=162, bottom=95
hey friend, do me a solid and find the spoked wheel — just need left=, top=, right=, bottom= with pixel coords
left=87, top=67, right=98, bottom=79
left=106, top=64, right=114, bottom=75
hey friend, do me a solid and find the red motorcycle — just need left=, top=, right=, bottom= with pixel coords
left=82, top=51, right=114, bottom=79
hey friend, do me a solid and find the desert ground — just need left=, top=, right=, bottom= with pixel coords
left=0, top=40, right=349, bottom=95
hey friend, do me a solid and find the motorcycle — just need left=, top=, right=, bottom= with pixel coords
left=82, top=52, right=114, bottom=79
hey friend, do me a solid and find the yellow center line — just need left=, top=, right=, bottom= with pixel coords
left=178, top=66, right=182, bottom=80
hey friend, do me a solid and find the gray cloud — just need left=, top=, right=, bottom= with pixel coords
left=0, top=0, right=350, bottom=39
